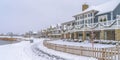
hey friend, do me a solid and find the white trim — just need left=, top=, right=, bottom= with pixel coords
left=111, top=11, right=113, bottom=20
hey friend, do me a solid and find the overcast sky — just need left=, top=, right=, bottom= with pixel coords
left=0, top=0, right=111, bottom=34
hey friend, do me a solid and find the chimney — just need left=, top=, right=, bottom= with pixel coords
left=82, top=4, right=89, bottom=11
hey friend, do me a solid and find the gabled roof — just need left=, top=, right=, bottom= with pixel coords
left=94, top=0, right=120, bottom=15
left=74, top=0, right=120, bottom=16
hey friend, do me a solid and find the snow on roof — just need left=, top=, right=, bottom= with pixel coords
left=95, top=0, right=120, bottom=15
left=62, top=20, right=75, bottom=25
left=74, top=0, right=120, bottom=16
left=51, top=24, right=61, bottom=28
left=51, top=25, right=56, bottom=28
left=33, top=32, right=37, bottom=34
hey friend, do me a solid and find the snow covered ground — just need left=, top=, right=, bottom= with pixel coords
left=0, top=41, right=32, bottom=60
left=35, top=39, right=98, bottom=60
left=0, top=38, right=98, bottom=60
left=48, top=40, right=115, bottom=48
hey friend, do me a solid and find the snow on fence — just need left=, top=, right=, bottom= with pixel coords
left=43, top=40, right=120, bottom=60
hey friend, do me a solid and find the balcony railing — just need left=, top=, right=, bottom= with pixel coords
left=67, top=26, right=74, bottom=30
left=74, top=24, right=84, bottom=29
left=99, top=20, right=116, bottom=26
left=63, top=19, right=120, bottom=32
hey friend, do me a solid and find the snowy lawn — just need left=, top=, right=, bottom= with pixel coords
left=48, top=40, right=115, bottom=48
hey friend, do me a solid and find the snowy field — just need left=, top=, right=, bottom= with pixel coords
left=0, top=37, right=98, bottom=60
left=48, top=40, right=115, bottom=48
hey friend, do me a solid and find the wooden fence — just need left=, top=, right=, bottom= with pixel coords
left=43, top=40, right=120, bottom=60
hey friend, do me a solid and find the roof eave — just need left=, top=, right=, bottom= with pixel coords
left=72, top=10, right=98, bottom=17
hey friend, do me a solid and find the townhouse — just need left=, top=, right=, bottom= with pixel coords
left=40, top=0, right=120, bottom=41
left=61, top=0, right=120, bottom=41
left=47, top=24, right=62, bottom=39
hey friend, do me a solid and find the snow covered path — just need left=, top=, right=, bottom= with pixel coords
left=33, top=39, right=98, bottom=60
left=0, top=38, right=49, bottom=60
left=0, top=38, right=98, bottom=60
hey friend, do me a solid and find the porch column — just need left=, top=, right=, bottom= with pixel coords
left=115, top=29, right=120, bottom=41
left=74, top=32, right=78, bottom=39
left=66, top=33, right=69, bottom=39
left=70, top=33, right=72, bottom=39
left=100, top=30, right=104, bottom=40
left=82, top=31, right=86, bottom=41
left=63, top=34, right=66, bottom=39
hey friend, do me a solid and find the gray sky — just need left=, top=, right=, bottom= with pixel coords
left=0, top=0, right=111, bottom=34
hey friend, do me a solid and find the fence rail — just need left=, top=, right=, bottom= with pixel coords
left=43, top=40, right=120, bottom=60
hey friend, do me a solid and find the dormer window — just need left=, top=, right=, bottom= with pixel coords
left=103, top=18, right=107, bottom=22
left=98, top=15, right=108, bottom=22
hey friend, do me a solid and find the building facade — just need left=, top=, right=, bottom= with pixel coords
left=47, top=24, right=62, bottom=39
left=40, top=0, right=120, bottom=41
left=61, top=0, right=120, bottom=41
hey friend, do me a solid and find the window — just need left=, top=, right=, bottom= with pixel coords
left=98, top=15, right=108, bottom=22
left=86, top=34, right=90, bottom=36
left=82, top=20, right=84, bottom=24
left=91, top=19, right=93, bottom=23
left=77, top=22, right=79, bottom=25
left=88, top=13, right=91, bottom=17
left=88, top=19, right=91, bottom=24
left=77, top=17, right=79, bottom=20
left=103, top=18, right=107, bottom=22
left=75, top=17, right=77, bottom=20
left=75, top=22, right=77, bottom=25
left=91, top=13, right=92, bottom=16
left=100, top=19, right=102, bottom=22
left=85, top=20, right=87, bottom=24
left=80, top=21, right=82, bottom=24
left=72, top=23, right=74, bottom=26
left=79, top=34, right=82, bottom=36
left=84, top=15, right=87, bottom=18
left=80, top=16, right=83, bottom=19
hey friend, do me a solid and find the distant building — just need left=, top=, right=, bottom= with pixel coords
left=38, top=30, right=49, bottom=38
left=47, top=24, right=62, bottom=39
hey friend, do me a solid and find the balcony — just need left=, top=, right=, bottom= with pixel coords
left=74, top=24, right=84, bottom=29
left=63, top=19, right=120, bottom=32
left=87, top=19, right=120, bottom=30
left=67, top=26, right=74, bottom=30
left=99, top=20, right=116, bottom=26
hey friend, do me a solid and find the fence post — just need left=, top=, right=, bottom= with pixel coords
left=102, top=48, right=105, bottom=60
left=64, top=45, right=66, bottom=52
left=80, top=46, right=83, bottom=56
left=54, top=44, right=56, bottom=50
left=118, top=46, right=120, bottom=60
